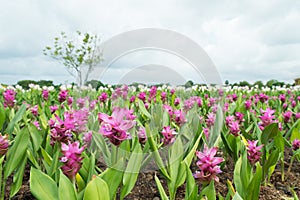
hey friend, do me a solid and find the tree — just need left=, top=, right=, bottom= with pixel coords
left=43, top=31, right=102, bottom=86
left=253, top=80, right=264, bottom=88
left=184, top=80, right=194, bottom=88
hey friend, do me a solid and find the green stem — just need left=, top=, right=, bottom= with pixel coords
left=287, top=156, right=294, bottom=173
left=281, top=158, right=284, bottom=182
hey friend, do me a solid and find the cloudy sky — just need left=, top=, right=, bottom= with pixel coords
left=1, top=0, right=300, bottom=85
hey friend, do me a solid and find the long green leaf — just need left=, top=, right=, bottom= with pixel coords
left=120, top=143, right=143, bottom=199
left=100, top=161, right=124, bottom=200
left=154, top=175, right=169, bottom=200
left=246, top=163, right=262, bottom=200
left=4, top=127, right=30, bottom=178
left=59, top=171, right=77, bottom=200
left=30, top=167, right=58, bottom=200
left=10, top=155, right=27, bottom=197
left=6, top=104, right=26, bottom=134
left=200, top=180, right=216, bottom=200
left=83, top=176, right=109, bottom=200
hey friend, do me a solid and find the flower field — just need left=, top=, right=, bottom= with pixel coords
left=0, top=83, right=299, bottom=200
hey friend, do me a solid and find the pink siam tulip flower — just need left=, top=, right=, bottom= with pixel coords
left=292, top=139, right=300, bottom=150
left=138, top=92, right=146, bottom=103
left=161, top=92, right=167, bottom=102
left=244, top=100, right=252, bottom=110
left=76, top=98, right=86, bottom=108
left=67, top=97, right=73, bottom=106
left=98, top=92, right=108, bottom=103
left=0, top=134, right=9, bottom=156
left=149, top=86, right=157, bottom=101
left=206, top=113, right=216, bottom=128
left=130, top=95, right=136, bottom=103
left=3, top=89, right=16, bottom=108
left=42, top=90, right=49, bottom=101
left=60, top=141, right=85, bottom=181
left=259, top=108, right=276, bottom=129
left=71, top=108, right=89, bottom=133
left=225, top=116, right=235, bottom=126
left=231, top=94, right=238, bottom=102
left=126, top=109, right=136, bottom=120
left=282, top=103, right=288, bottom=110
left=203, top=128, right=210, bottom=139
left=295, top=113, right=300, bottom=120
left=137, top=127, right=147, bottom=145
left=208, top=97, right=217, bottom=107
left=49, top=116, right=73, bottom=146
left=247, top=140, right=263, bottom=165
left=58, top=90, right=68, bottom=103
left=50, top=105, right=58, bottom=114
left=161, top=126, right=177, bottom=145
left=83, top=131, right=92, bottom=146
left=183, top=99, right=194, bottom=111
left=89, top=100, right=97, bottom=110
left=235, top=112, right=244, bottom=123
left=163, top=104, right=173, bottom=116
left=218, top=89, right=224, bottom=97
left=30, top=105, right=39, bottom=116
left=297, top=96, right=300, bottom=102
left=279, top=94, right=286, bottom=103
left=283, top=111, right=293, bottom=123
left=173, top=110, right=187, bottom=126
left=33, top=121, right=41, bottom=130
left=223, top=102, right=229, bottom=112
left=259, top=93, right=269, bottom=103
left=174, top=97, right=180, bottom=106
left=292, top=101, right=296, bottom=108
left=228, top=121, right=240, bottom=136
left=193, top=145, right=224, bottom=183
left=170, top=89, right=175, bottom=95
left=98, top=107, right=135, bottom=146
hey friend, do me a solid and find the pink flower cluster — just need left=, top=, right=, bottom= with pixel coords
left=98, top=107, right=135, bottom=146
left=193, top=145, right=224, bottom=183
left=161, top=126, right=177, bottom=145
left=0, top=134, right=9, bottom=156
left=3, top=89, right=16, bottom=108
left=247, top=140, right=263, bottom=165
left=60, top=141, right=85, bottom=181
left=292, top=139, right=300, bottom=151
left=259, top=108, right=276, bottom=130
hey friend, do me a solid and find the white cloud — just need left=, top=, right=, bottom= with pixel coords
left=0, top=0, right=299, bottom=85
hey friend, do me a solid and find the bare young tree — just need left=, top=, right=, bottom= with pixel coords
left=43, top=31, right=102, bottom=86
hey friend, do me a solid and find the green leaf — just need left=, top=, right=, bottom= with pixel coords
left=233, top=157, right=244, bottom=197
left=4, top=127, right=30, bottom=179
left=145, top=124, right=170, bottom=180
left=200, top=180, right=216, bottom=200
left=28, top=123, right=43, bottom=152
left=100, top=163, right=123, bottom=199
left=183, top=131, right=202, bottom=167
left=232, top=192, right=243, bottom=200
left=168, top=137, right=185, bottom=199
left=30, top=167, right=59, bottom=200
left=261, top=123, right=280, bottom=146
left=59, top=171, right=77, bottom=200
left=5, top=104, right=27, bottom=134
left=185, top=165, right=198, bottom=200
left=83, top=176, right=110, bottom=200
left=120, top=143, right=143, bottom=199
left=41, top=148, right=53, bottom=166
left=138, top=100, right=151, bottom=119
left=0, top=105, right=6, bottom=130
left=10, top=155, right=27, bottom=197
left=263, top=149, right=280, bottom=179
left=154, top=175, right=169, bottom=200
left=208, top=105, right=223, bottom=148
left=245, top=163, right=262, bottom=200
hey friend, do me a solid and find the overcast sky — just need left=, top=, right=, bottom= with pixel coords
left=1, top=0, right=300, bottom=85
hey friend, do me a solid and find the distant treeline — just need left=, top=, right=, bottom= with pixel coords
left=1, top=79, right=295, bottom=90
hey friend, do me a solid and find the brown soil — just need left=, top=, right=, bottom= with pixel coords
left=4, top=150, right=300, bottom=200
